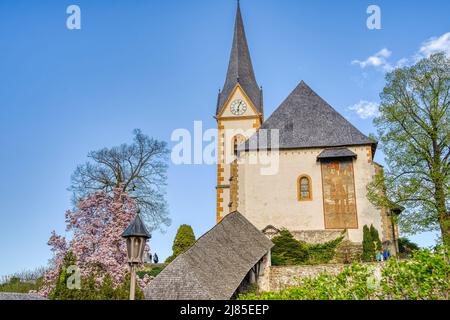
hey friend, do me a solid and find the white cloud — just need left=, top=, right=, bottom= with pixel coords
left=351, top=32, right=450, bottom=75
left=418, top=32, right=450, bottom=58
left=351, top=48, right=393, bottom=72
left=348, top=100, right=380, bottom=119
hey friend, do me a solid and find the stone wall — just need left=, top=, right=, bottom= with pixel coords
left=291, top=230, right=346, bottom=244
left=264, top=264, right=346, bottom=292
left=332, top=240, right=363, bottom=264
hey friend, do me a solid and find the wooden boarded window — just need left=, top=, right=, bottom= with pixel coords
left=233, top=134, right=246, bottom=157
left=321, top=159, right=358, bottom=229
left=298, top=175, right=312, bottom=201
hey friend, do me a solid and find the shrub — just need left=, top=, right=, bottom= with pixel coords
left=362, top=225, right=375, bottom=261
left=239, top=247, right=449, bottom=300
left=165, top=224, right=195, bottom=263
left=380, top=248, right=449, bottom=299
left=398, top=237, right=420, bottom=258
left=271, top=230, right=309, bottom=265
left=370, top=224, right=382, bottom=251
left=0, top=266, right=46, bottom=293
left=137, top=266, right=165, bottom=278
left=271, top=229, right=343, bottom=265
left=48, top=251, right=145, bottom=300
left=307, top=237, right=345, bottom=264
left=0, top=277, right=43, bottom=294
left=48, top=251, right=80, bottom=300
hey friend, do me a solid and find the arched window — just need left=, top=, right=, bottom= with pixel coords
left=298, top=175, right=312, bottom=201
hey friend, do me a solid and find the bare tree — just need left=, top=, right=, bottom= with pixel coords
left=69, top=129, right=171, bottom=230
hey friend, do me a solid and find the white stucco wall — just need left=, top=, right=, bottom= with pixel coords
left=236, top=146, right=383, bottom=243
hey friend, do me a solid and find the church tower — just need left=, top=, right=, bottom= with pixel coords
left=215, top=2, right=263, bottom=223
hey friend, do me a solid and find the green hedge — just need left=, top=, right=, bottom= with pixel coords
left=271, top=229, right=343, bottom=265
left=0, top=277, right=43, bottom=293
left=49, top=251, right=145, bottom=300
left=240, top=247, right=449, bottom=300
left=137, top=266, right=165, bottom=278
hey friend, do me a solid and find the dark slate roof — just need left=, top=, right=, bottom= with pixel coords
left=122, top=214, right=151, bottom=239
left=144, top=212, right=273, bottom=300
left=0, top=293, right=47, bottom=300
left=242, top=81, right=376, bottom=150
left=216, top=2, right=262, bottom=116
left=317, top=148, right=357, bottom=160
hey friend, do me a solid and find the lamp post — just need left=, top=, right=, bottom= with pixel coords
left=122, top=212, right=151, bottom=300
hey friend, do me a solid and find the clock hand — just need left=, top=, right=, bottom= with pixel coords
left=237, top=102, right=242, bottom=113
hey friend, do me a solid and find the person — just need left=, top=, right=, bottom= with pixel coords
left=376, top=251, right=383, bottom=262
left=383, top=249, right=390, bottom=261
left=153, top=253, right=159, bottom=264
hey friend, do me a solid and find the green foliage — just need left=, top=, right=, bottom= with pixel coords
left=271, top=230, right=309, bottom=265
left=49, top=252, right=144, bottom=300
left=271, top=229, right=343, bottom=265
left=367, top=53, right=450, bottom=245
left=239, top=247, right=449, bottom=300
left=362, top=225, right=380, bottom=261
left=398, top=237, right=420, bottom=258
left=137, top=265, right=165, bottom=278
left=0, top=266, right=46, bottom=293
left=165, top=224, right=195, bottom=263
left=49, top=251, right=80, bottom=300
left=111, top=273, right=145, bottom=300
left=370, top=224, right=382, bottom=251
left=50, top=271, right=145, bottom=300
left=0, top=277, right=43, bottom=293
left=307, top=237, right=345, bottom=265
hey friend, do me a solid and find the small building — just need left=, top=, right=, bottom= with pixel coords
left=144, top=212, right=273, bottom=300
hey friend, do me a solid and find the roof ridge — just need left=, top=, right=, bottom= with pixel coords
left=245, top=81, right=376, bottom=150
left=145, top=211, right=273, bottom=300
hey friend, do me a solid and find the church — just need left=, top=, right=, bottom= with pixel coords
left=215, top=2, right=399, bottom=252
left=145, top=2, right=401, bottom=300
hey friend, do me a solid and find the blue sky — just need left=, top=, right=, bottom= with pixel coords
left=0, top=0, right=448, bottom=276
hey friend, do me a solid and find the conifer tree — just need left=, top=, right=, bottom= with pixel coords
left=165, top=224, right=196, bottom=263
left=370, top=224, right=382, bottom=251
left=362, top=225, right=375, bottom=261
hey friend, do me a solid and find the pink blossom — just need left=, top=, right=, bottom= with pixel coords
left=39, top=188, right=142, bottom=297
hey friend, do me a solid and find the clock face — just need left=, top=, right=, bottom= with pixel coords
left=230, top=99, right=247, bottom=115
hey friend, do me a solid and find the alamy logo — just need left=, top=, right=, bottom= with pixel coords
left=66, top=5, right=81, bottom=30
left=66, top=265, right=81, bottom=289
left=367, top=5, right=381, bottom=30
left=170, top=121, right=280, bottom=175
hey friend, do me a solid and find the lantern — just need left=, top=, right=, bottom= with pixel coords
left=122, top=213, right=151, bottom=300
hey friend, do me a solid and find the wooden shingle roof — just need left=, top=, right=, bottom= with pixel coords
left=144, top=212, right=273, bottom=300
left=243, top=81, right=376, bottom=151
left=317, top=148, right=358, bottom=160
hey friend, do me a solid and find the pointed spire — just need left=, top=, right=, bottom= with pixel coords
left=216, top=1, right=262, bottom=116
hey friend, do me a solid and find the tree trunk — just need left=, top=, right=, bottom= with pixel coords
left=436, top=185, right=449, bottom=247
left=438, top=212, right=450, bottom=247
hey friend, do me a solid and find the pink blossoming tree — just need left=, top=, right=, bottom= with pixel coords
left=39, top=188, right=150, bottom=297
